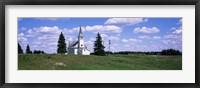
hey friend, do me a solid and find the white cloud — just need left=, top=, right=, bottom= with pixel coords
left=177, top=18, right=182, bottom=24
left=134, top=27, right=160, bottom=33
left=99, top=33, right=119, bottom=41
left=18, top=36, right=27, bottom=42
left=89, top=37, right=96, bottom=41
left=18, top=33, right=27, bottom=42
left=18, top=33, right=24, bottom=37
left=122, top=38, right=142, bottom=44
left=28, top=29, right=33, bottom=34
left=109, top=36, right=119, bottom=40
left=101, top=34, right=108, bottom=38
left=85, top=25, right=122, bottom=34
left=170, top=27, right=176, bottom=31
left=38, top=35, right=48, bottom=40
left=84, top=41, right=94, bottom=52
left=63, top=25, right=122, bottom=34
left=123, top=44, right=130, bottom=47
left=163, top=34, right=181, bottom=40
left=20, top=27, right=26, bottom=30
left=172, top=26, right=182, bottom=34
left=18, top=33, right=28, bottom=49
left=63, top=29, right=74, bottom=34
left=32, top=42, right=42, bottom=45
left=162, top=25, right=182, bottom=51
left=34, top=26, right=61, bottom=33
left=21, top=26, right=64, bottom=53
left=84, top=41, right=93, bottom=45
left=25, top=34, right=34, bottom=37
left=67, top=37, right=74, bottom=42
left=113, top=44, right=118, bottom=46
left=172, top=29, right=182, bottom=34
left=104, top=18, right=148, bottom=25
left=138, top=36, right=161, bottom=40
left=47, top=43, right=57, bottom=46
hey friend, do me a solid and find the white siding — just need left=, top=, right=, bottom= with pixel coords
left=68, top=48, right=78, bottom=55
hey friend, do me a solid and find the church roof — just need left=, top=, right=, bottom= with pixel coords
left=68, top=41, right=78, bottom=48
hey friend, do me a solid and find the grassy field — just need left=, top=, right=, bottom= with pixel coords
left=18, top=54, right=182, bottom=70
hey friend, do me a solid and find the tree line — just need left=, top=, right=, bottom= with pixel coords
left=18, top=43, right=45, bottom=54
left=104, top=49, right=181, bottom=55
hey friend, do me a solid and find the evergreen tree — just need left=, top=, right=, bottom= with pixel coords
left=93, top=33, right=105, bottom=56
left=26, top=44, right=32, bottom=54
left=57, top=32, right=67, bottom=54
left=18, top=43, right=23, bottom=54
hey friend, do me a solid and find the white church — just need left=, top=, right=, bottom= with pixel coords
left=67, top=26, right=90, bottom=55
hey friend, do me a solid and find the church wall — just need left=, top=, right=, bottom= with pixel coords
left=68, top=48, right=78, bottom=55
left=81, top=49, right=90, bottom=55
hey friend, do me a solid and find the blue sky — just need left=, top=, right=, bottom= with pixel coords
left=18, top=18, right=182, bottom=54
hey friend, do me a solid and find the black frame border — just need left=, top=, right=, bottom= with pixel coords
left=0, top=0, right=200, bottom=88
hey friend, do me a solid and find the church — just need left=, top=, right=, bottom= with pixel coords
left=67, top=26, right=90, bottom=55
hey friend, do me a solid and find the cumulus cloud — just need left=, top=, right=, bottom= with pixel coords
left=63, top=29, right=74, bottom=34
left=38, top=35, right=49, bottom=40
left=173, top=30, right=182, bottom=34
left=85, top=25, right=122, bottom=34
left=18, top=33, right=27, bottom=42
left=63, top=25, right=122, bottom=34
left=162, top=26, right=182, bottom=51
left=138, top=36, right=161, bottom=40
left=33, top=26, right=61, bottom=33
left=89, top=37, right=96, bottom=41
left=172, top=26, right=182, bottom=34
left=109, top=36, right=119, bottom=40
left=104, top=18, right=148, bottom=25
left=84, top=41, right=94, bottom=52
left=20, top=27, right=26, bottom=30
left=163, top=34, right=179, bottom=40
left=21, top=25, right=122, bottom=53
left=101, top=34, right=108, bottom=38
left=67, top=36, right=75, bottom=42
left=134, top=27, right=160, bottom=33
left=27, top=29, right=33, bottom=34
left=19, top=26, right=63, bottom=53
left=100, top=33, right=120, bottom=41
left=84, top=41, right=93, bottom=45
left=177, top=18, right=182, bottom=25
left=123, top=44, right=130, bottom=47
left=32, top=41, right=42, bottom=45
left=122, top=38, right=142, bottom=44
left=18, top=33, right=28, bottom=50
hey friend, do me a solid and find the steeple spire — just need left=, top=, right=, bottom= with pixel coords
left=79, top=26, right=83, bottom=36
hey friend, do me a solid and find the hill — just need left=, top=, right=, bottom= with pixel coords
left=18, top=54, right=182, bottom=70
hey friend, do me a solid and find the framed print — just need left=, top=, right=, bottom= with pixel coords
left=0, top=0, right=200, bottom=88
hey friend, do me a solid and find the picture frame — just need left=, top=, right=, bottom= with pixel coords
left=0, top=0, right=200, bottom=88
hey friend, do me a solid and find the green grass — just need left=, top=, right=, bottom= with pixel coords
left=18, top=54, right=182, bottom=70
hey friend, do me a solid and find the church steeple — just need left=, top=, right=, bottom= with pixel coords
left=79, top=26, right=83, bottom=37
left=78, top=26, right=84, bottom=55
left=68, top=25, right=90, bottom=55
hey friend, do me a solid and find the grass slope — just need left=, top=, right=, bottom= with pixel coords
left=18, top=54, right=182, bottom=70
